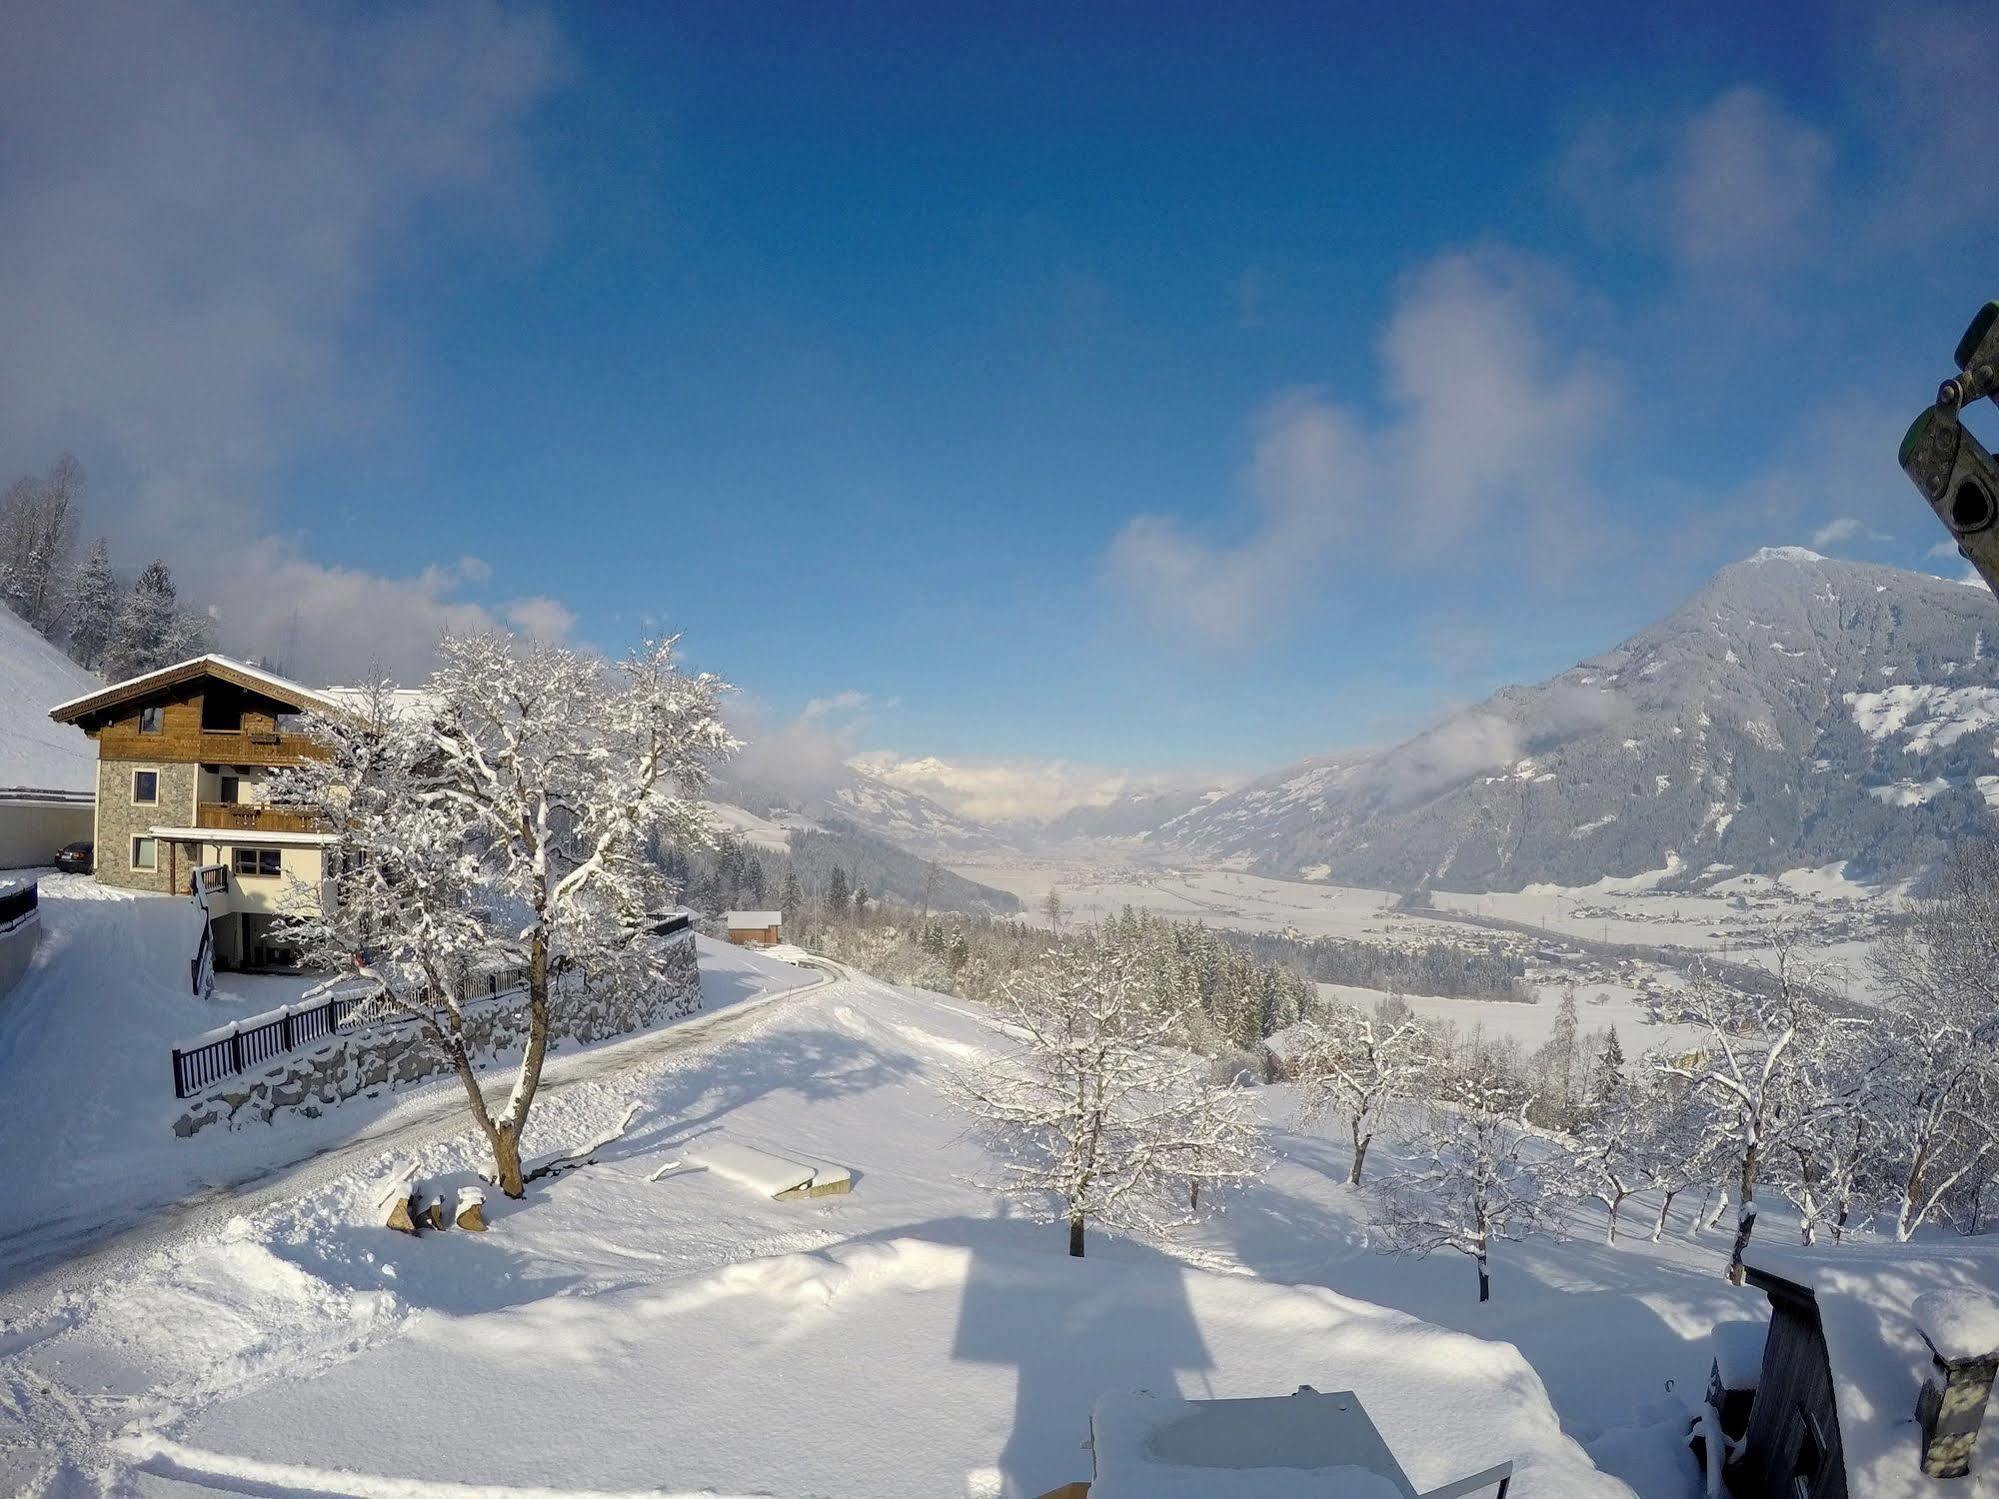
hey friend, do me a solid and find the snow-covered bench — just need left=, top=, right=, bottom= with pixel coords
left=682, top=1140, right=853, bottom=1200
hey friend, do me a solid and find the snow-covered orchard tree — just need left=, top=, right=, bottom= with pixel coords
left=1654, top=934, right=1864, bottom=1282
left=954, top=939, right=1265, bottom=1258
left=1371, top=1051, right=1558, bottom=1303
left=1293, top=998, right=1428, bottom=1185
left=1867, top=839, right=1999, bottom=1240
left=272, top=635, right=737, bottom=1198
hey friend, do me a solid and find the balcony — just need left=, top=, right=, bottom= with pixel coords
left=195, top=802, right=322, bottom=835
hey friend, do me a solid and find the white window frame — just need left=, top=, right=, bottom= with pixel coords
left=131, top=836, right=157, bottom=871
left=131, top=767, right=160, bottom=805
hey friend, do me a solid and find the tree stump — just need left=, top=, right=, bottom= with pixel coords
left=455, top=1185, right=487, bottom=1232
left=374, top=1168, right=419, bottom=1235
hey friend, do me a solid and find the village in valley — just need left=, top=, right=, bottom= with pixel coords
left=4, top=7, right=1999, bottom=1499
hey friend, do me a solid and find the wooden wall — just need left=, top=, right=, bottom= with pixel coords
left=88, top=681, right=316, bottom=768
left=1734, top=1277, right=1848, bottom=1499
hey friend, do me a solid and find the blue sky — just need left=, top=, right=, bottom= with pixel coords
left=3, top=1, right=1996, bottom=817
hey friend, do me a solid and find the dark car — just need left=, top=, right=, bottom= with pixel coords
left=54, top=841, right=93, bottom=874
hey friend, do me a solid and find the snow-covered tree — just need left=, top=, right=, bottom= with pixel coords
left=103, top=560, right=185, bottom=679
left=954, top=939, right=1265, bottom=1257
left=1371, top=1051, right=1558, bottom=1302
left=0, top=453, right=82, bottom=637
left=272, top=635, right=737, bottom=1197
left=825, top=864, right=851, bottom=920
left=1293, top=998, right=1429, bottom=1185
left=66, top=537, right=120, bottom=670
left=1868, top=839, right=1999, bottom=1239
left=779, top=867, right=803, bottom=921
left=1654, top=934, right=1863, bottom=1282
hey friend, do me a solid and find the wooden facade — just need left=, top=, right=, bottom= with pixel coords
left=1735, top=1267, right=1848, bottom=1499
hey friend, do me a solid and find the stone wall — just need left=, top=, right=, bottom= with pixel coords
left=96, top=759, right=197, bottom=894
left=173, top=931, right=701, bottom=1137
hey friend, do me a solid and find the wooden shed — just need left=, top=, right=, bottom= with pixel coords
left=1730, top=1240, right=1999, bottom=1498
left=1735, top=1261, right=1846, bottom=1499
left=723, top=910, right=782, bottom=947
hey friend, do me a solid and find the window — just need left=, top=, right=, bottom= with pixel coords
left=233, top=846, right=281, bottom=878
left=138, top=705, right=163, bottom=734
left=131, top=837, right=156, bottom=871
left=219, top=775, right=240, bottom=805
left=132, top=769, right=158, bottom=804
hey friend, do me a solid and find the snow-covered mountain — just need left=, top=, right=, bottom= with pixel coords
left=1159, top=549, right=1999, bottom=891
left=0, top=600, right=99, bottom=793
left=1036, top=784, right=1231, bottom=844
left=712, top=765, right=1018, bottom=862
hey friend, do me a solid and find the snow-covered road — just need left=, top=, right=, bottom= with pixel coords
left=0, top=886, right=832, bottom=1296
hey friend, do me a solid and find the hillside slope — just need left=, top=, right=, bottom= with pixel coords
left=0, top=600, right=98, bottom=792
left=1161, top=550, right=1999, bottom=890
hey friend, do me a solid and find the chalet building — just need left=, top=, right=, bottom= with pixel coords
left=724, top=910, right=783, bottom=947
left=48, top=656, right=341, bottom=971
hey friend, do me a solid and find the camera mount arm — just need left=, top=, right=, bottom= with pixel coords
left=1901, top=301, right=1999, bottom=602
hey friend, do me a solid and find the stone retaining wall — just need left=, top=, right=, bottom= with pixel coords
left=173, top=932, right=700, bottom=1137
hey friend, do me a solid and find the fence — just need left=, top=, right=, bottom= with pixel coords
left=169, top=963, right=530, bottom=1099
left=168, top=911, right=694, bottom=1100
left=0, top=879, right=37, bottom=933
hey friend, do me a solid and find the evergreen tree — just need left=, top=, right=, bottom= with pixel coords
left=826, top=865, right=851, bottom=920
left=104, top=560, right=183, bottom=680
left=779, top=868, right=803, bottom=918
left=852, top=883, right=870, bottom=922
left=66, top=538, right=120, bottom=670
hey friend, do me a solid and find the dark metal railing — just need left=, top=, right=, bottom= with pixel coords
left=168, top=963, right=533, bottom=1099
left=0, top=880, right=38, bottom=931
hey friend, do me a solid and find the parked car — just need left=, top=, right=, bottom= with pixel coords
left=54, top=840, right=93, bottom=875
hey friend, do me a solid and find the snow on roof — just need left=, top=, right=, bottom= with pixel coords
left=1089, top=1389, right=1417, bottom=1498
left=724, top=910, right=782, bottom=927
left=48, top=653, right=341, bottom=719
left=313, top=685, right=439, bottom=723
left=1710, top=1319, right=1767, bottom=1392
left=1745, top=1238, right=1999, bottom=1496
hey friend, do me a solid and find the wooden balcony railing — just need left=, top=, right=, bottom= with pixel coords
left=195, top=802, right=322, bottom=834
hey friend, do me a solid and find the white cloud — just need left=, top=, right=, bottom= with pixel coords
left=505, top=596, right=578, bottom=642
left=1559, top=87, right=1831, bottom=273
left=851, top=751, right=1225, bottom=824
left=1106, top=248, right=1614, bottom=645
left=802, top=690, right=876, bottom=720
left=1929, top=540, right=1965, bottom=559
left=0, top=1, right=572, bottom=679
left=1808, top=516, right=1892, bottom=550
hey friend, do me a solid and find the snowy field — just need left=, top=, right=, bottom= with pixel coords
left=1317, top=982, right=1707, bottom=1058
left=954, top=859, right=1907, bottom=1005
left=0, top=949, right=1787, bottom=1498
left=0, top=877, right=815, bottom=1290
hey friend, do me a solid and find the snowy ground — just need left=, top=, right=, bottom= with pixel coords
left=0, top=945, right=1777, bottom=1498
left=0, top=877, right=816, bottom=1291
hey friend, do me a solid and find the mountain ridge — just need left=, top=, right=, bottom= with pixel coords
left=1152, top=550, right=1999, bottom=890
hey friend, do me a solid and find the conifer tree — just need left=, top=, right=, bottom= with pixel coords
left=67, top=538, right=120, bottom=670
left=104, top=560, right=183, bottom=679
left=826, top=865, right=851, bottom=920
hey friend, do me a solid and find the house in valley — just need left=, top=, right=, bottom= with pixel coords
left=48, top=655, right=340, bottom=970
left=725, top=910, right=783, bottom=946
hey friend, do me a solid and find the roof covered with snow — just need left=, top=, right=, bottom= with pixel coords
left=0, top=601, right=100, bottom=794
left=1745, top=1238, right=1999, bottom=1496
left=724, top=910, right=783, bottom=927
left=48, top=653, right=343, bottom=723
